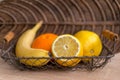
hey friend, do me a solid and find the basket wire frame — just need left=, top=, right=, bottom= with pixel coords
left=0, top=36, right=115, bottom=71
left=0, top=0, right=120, bottom=71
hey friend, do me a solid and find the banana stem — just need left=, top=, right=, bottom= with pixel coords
left=32, top=21, right=43, bottom=32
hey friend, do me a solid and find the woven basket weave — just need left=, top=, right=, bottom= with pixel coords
left=0, top=0, right=120, bottom=71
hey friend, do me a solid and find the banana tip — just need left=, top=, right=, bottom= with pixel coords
left=38, top=21, right=43, bottom=24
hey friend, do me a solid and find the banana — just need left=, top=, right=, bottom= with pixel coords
left=16, top=21, right=50, bottom=66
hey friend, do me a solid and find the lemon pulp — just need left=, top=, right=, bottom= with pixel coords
left=52, top=34, right=83, bottom=67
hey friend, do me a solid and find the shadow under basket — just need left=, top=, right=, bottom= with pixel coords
left=0, top=0, right=120, bottom=71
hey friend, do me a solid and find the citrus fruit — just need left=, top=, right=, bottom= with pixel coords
left=52, top=34, right=83, bottom=67
left=74, top=30, right=102, bottom=61
left=32, top=33, right=58, bottom=52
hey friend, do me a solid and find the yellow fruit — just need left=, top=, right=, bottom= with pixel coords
left=74, top=30, right=102, bottom=61
left=52, top=34, right=83, bottom=67
left=16, top=21, right=50, bottom=66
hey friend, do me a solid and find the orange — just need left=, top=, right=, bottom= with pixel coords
left=32, top=33, right=58, bottom=52
left=74, top=30, right=102, bottom=61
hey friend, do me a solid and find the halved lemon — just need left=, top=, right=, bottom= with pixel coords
left=52, top=34, right=83, bottom=67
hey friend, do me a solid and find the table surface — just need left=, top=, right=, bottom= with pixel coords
left=0, top=53, right=120, bottom=80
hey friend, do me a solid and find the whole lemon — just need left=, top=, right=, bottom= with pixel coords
left=74, top=30, right=102, bottom=60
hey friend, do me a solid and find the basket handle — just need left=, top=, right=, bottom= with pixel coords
left=4, top=31, right=15, bottom=43
left=102, top=30, right=119, bottom=41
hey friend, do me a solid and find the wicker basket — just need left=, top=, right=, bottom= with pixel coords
left=0, top=0, right=120, bottom=71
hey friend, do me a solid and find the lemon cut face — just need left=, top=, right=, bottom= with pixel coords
left=52, top=34, right=83, bottom=67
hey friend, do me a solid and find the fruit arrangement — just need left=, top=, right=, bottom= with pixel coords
left=15, top=21, right=103, bottom=68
